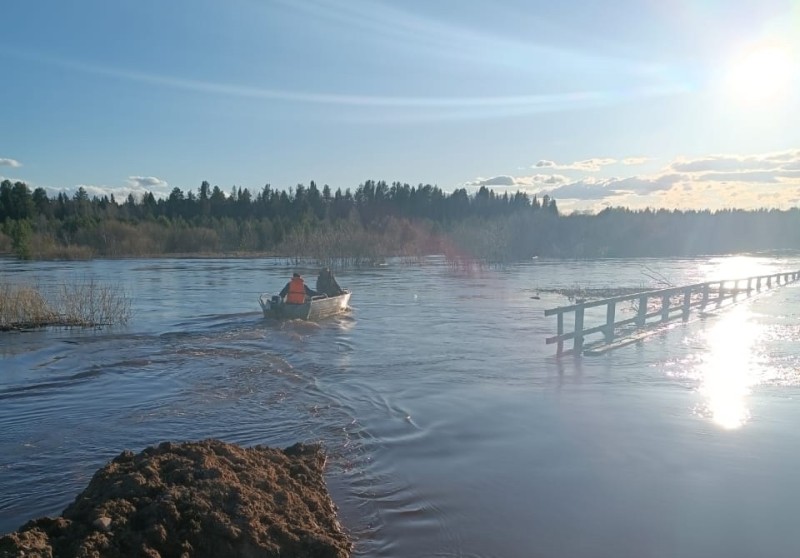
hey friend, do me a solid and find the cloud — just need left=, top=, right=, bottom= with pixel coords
left=539, top=174, right=569, bottom=185
left=1, top=175, right=29, bottom=184
left=534, top=158, right=616, bottom=172
left=69, top=184, right=128, bottom=200
left=670, top=149, right=800, bottom=173
left=127, top=176, right=168, bottom=189
left=542, top=173, right=682, bottom=200
left=476, top=175, right=517, bottom=186
left=46, top=176, right=171, bottom=201
left=543, top=178, right=624, bottom=200
left=767, top=150, right=800, bottom=162
left=7, top=48, right=686, bottom=126
left=622, top=157, right=650, bottom=165
left=694, top=170, right=800, bottom=183
left=610, top=173, right=683, bottom=194
left=475, top=147, right=800, bottom=213
left=468, top=173, right=569, bottom=189
left=0, top=158, right=21, bottom=168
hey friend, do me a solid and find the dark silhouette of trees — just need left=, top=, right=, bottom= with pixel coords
left=2, top=177, right=800, bottom=262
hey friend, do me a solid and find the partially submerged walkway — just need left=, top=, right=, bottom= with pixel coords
left=544, top=270, right=800, bottom=356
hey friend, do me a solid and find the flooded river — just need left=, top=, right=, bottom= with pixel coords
left=2, top=255, right=800, bottom=557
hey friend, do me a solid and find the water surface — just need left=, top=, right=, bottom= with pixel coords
left=2, top=255, right=800, bottom=557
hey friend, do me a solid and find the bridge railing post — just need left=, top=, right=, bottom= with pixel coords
left=556, top=312, right=564, bottom=356
left=636, top=295, right=647, bottom=326
left=574, top=306, right=585, bottom=353
left=682, top=286, right=692, bottom=320
left=661, top=294, right=670, bottom=321
left=605, top=302, right=616, bottom=342
left=701, top=283, right=709, bottom=309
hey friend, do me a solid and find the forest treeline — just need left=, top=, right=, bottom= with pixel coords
left=1, top=178, right=799, bottom=264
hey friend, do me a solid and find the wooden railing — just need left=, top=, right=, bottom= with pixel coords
left=545, top=270, right=800, bottom=356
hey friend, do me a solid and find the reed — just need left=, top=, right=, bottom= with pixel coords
left=0, top=280, right=131, bottom=330
left=280, top=220, right=398, bottom=268
left=442, top=219, right=514, bottom=269
left=0, top=283, right=58, bottom=330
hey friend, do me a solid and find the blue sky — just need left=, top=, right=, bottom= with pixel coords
left=1, top=0, right=799, bottom=212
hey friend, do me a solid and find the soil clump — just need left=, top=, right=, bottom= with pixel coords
left=0, top=439, right=351, bottom=558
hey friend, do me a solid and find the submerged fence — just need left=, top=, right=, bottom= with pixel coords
left=544, top=270, right=800, bottom=356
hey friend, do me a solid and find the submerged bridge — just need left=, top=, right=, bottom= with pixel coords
left=544, top=270, right=800, bottom=357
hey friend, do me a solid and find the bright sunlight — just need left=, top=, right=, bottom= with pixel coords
left=696, top=307, right=764, bottom=429
left=724, top=43, right=795, bottom=105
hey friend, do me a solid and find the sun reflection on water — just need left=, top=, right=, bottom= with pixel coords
left=694, top=307, right=765, bottom=429
left=699, top=255, right=774, bottom=283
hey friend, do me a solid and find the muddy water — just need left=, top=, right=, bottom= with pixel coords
left=2, top=255, right=800, bottom=557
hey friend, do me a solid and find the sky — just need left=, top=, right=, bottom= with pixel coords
left=1, top=0, right=799, bottom=213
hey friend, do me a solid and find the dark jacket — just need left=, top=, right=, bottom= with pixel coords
left=316, top=269, right=344, bottom=297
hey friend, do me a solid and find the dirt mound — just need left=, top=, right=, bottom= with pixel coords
left=0, top=440, right=351, bottom=558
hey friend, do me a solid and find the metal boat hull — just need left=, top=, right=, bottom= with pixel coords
left=259, top=291, right=351, bottom=321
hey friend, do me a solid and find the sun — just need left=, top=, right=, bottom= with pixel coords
left=724, top=43, right=795, bottom=105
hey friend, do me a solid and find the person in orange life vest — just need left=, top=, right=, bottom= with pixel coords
left=279, top=272, right=319, bottom=304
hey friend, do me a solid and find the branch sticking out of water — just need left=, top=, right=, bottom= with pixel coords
left=641, top=265, right=675, bottom=288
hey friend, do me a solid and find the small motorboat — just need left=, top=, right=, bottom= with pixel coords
left=259, top=290, right=351, bottom=321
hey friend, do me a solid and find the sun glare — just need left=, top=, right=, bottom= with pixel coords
left=696, top=307, right=763, bottom=429
left=724, top=43, right=795, bottom=105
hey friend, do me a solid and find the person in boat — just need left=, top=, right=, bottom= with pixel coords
left=279, top=272, right=319, bottom=304
left=316, top=267, right=344, bottom=297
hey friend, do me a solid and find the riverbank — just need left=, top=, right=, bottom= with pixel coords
left=0, top=440, right=352, bottom=558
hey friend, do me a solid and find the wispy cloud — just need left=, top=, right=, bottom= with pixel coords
left=0, top=158, right=21, bottom=168
left=534, top=158, right=616, bottom=171
left=622, top=157, right=651, bottom=165
left=273, top=0, right=667, bottom=78
left=3, top=47, right=685, bottom=124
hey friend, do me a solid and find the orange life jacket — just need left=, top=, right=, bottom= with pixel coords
left=286, top=276, right=306, bottom=304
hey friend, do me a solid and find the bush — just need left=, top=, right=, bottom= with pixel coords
left=0, top=280, right=131, bottom=330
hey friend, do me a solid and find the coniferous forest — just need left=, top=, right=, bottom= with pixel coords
left=1, top=178, right=799, bottom=264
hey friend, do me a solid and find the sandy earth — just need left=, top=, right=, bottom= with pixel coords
left=0, top=440, right=351, bottom=558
